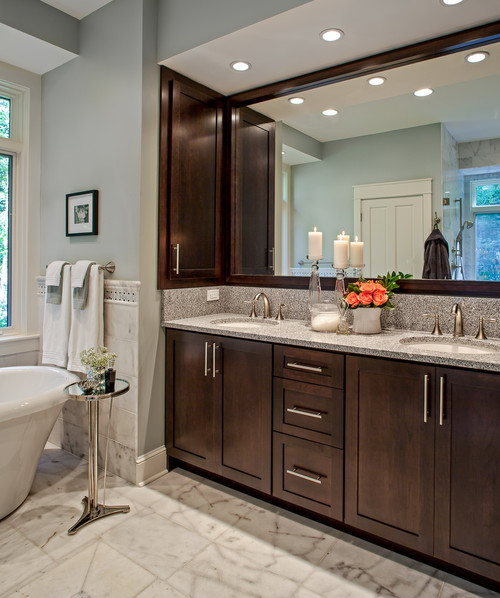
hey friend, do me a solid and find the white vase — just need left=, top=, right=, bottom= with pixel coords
left=352, top=308, right=382, bottom=334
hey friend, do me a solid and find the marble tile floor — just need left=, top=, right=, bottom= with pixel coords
left=0, top=445, right=498, bottom=598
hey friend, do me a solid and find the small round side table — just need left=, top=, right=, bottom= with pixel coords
left=64, top=378, right=131, bottom=535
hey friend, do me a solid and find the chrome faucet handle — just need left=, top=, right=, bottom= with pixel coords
left=475, top=316, right=496, bottom=340
left=275, top=304, right=286, bottom=321
left=422, top=313, right=442, bottom=336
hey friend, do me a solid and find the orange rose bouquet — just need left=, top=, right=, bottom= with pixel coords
left=344, top=271, right=412, bottom=310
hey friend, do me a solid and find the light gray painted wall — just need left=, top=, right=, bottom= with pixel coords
left=41, top=0, right=143, bottom=280
left=291, top=123, right=442, bottom=266
left=0, top=0, right=79, bottom=53
left=41, top=0, right=165, bottom=456
left=282, top=123, right=322, bottom=160
left=157, top=0, right=312, bottom=60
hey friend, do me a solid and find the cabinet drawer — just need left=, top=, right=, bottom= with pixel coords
left=274, top=345, right=344, bottom=388
left=273, top=432, right=343, bottom=520
left=273, top=378, right=343, bottom=448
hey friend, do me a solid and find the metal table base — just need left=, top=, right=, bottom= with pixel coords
left=64, top=380, right=130, bottom=535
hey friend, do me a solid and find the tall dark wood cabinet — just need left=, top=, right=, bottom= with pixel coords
left=231, top=107, right=275, bottom=276
left=158, top=68, right=223, bottom=288
left=434, top=368, right=500, bottom=581
left=345, top=355, right=435, bottom=554
left=166, top=329, right=272, bottom=493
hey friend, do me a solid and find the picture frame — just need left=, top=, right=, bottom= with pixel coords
left=66, top=190, right=98, bottom=237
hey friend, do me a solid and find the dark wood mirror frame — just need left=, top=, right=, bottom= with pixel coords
left=225, top=20, right=500, bottom=297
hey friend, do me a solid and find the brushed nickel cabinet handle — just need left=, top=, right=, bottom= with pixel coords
left=212, top=343, right=219, bottom=378
left=204, top=341, right=210, bottom=377
left=286, top=406, right=323, bottom=419
left=172, top=243, right=180, bottom=275
left=286, top=467, right=322, bottom=484
left=423, top=374, right=430, bottom=423
left=439, top=376, right=445, bottom=426
left=286, top=362, right=323, bottom=373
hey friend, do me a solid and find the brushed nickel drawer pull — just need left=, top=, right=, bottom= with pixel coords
left=212, top=343, right=219, bottom=378
left=204, top=341, right=210, bottom=377
left=287, top=406, right=323, bottom=419
left=172, top=243, right=180, bottom=275
left=439, top=376, right=445, bottom=426
left=286, top=362, right=323, bottom=373
left=286, top=467, right=322, bottom=484
left=423, top=374, right=430, bottom=423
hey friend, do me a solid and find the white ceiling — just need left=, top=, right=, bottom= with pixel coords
left=40, top=0, right=113, bottom=20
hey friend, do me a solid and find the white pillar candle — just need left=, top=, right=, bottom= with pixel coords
left=308, top=227, right=323, bottom=260
left=350, top=236, right=364, bottom=267
left=333, top=240, right=349, bottom=268
left=337, top=231, right=350, bottom=258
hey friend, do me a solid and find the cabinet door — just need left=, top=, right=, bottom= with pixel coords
left=345, top=355, right=435, bottom=554
left=217, top=336, right=272, bottom=493
left=434, top=368, right=500, bottom=581
left=166, top=330, right=219, bottom=471
left=158, top=69, right=223, bottom=287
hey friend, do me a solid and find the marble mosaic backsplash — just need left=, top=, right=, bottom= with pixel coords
left=162, top=286, right=500, bottom=339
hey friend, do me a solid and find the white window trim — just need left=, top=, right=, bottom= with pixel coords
left=0, top=80, right=30, bottom=339
left=470, top=178, right=500, bottom=281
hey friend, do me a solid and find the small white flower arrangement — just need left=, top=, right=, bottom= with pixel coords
left=80, top=346, right=117, bottom=373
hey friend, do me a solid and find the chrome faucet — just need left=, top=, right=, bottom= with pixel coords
left=451, top=303, right=464, bottom=337
left=251, top=292, right=271, bottom=319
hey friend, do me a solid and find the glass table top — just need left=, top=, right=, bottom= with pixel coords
left=64, top=378, right=130, bottom=401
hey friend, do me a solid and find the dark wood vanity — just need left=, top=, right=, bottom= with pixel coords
left=165, top=328, right=500, bottom=588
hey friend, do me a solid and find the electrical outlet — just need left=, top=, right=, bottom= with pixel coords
left=207, top=288, right=219, bottom=302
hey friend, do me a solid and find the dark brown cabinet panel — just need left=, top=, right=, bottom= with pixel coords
left=231, top=107, right=275, bottom=276
left=158, top=68, right=223, bottom=287
left=273, top=377, right=343, bottom=448
left=218, top=337, right=272, bottom=492
left=434, top=368, right=500, bottom=581
left=166, top=330, right=272, bottom=493
left=274, top=345, right=344, bottom=388
left=273, top=432, right=343, bottom=519
left=345, top=355, right=435, bottom=554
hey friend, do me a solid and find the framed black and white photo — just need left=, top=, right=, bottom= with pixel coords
left=66, top=190, right=98, bottom=236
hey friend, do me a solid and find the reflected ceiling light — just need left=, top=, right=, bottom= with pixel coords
left=440, top=0, right=464, bottom=5
left=320, top=28, right=344, bottom=42
left=465, top=51, right=489, bottom=63
left=230, top=61, right=251, bottom=72
left=414, top=88, right=433, bottom=97
left=322, top=108, right=339, bottom=116
left=368, top=76, right=386, bottom=86
left=288, top=97, right=305, bottom=105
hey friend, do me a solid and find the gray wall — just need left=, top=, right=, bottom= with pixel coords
left=291, top=123, right=442, bottom=265
left=41, top=0, right=163, bottom=455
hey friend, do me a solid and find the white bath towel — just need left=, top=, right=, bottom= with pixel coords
left=45, top=260, right=69, bottom=304
left=71, top=260, right=96, bottom=310
left=67, top=264, right=104, bottom=374
left=42, top=264, right=72, bottom=367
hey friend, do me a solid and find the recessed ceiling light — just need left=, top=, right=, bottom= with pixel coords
left=230, top=61, right=251, bottom=72
left=322, top=109, right=339, bottom=116
left=414, top=88, right=433, bottom=97
left=368, top=76, right=386, bottom=86
left=440, top=0, right=464, bottom=5
left=320, top=28, right=344, bottom=42
left=465, top=51, right=489, bottom=63
left=288, top=97, right=305, bottom=105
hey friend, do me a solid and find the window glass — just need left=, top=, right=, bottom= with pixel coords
left=0, top=97, right=10, bottom=138
left=474, top=183, right=500, bottom=207
left=0, top=153, right=11, bottom=326
left=475, top=213, right=500, bottom=281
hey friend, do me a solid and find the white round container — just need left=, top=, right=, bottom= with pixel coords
left=311, top=302, right=340, bottom=332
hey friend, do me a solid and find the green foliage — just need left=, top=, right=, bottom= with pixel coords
left=475, top=183, right=500, bottom=207
left=376, top=271, right=414, bottom=292
left=0, top=97, right=10, bottom=138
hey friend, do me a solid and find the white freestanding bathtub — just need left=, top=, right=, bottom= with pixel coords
left=0, top=366, right=79, bottom=519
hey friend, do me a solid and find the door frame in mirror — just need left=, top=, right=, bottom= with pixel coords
left=225, top=21, right=500, bottom=297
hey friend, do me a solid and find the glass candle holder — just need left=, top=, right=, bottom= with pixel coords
left=311, top=301, right=340, bottom=332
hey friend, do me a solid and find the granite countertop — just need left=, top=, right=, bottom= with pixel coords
left=163, top=313, right=500, bottom=373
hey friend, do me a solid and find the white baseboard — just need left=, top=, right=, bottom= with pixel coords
left=135, top=445, right=167, bottom=486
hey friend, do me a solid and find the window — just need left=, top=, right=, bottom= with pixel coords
left=0, top=96, right=11, bottom=327
left=471, top=179, right=500, bottom=281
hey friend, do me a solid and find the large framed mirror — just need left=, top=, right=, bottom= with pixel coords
left=227, top=21, right=500, bottom=296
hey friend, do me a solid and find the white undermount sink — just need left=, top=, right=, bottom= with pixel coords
left=210, top=317, right=279, bottom=330
left=400, top=337, right=500, bottom=355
